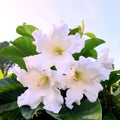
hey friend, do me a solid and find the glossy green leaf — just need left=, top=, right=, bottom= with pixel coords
left=47, top=99, right=102, bottom=120
left=0, top=74, right=25, bottom=104
left=0, top=75, right=26, bottom=120
left=11, top=36, right=38, bottom=56
left=88, top=49, right=98, bottom=59
left=0, top=36, right=38, bottom=70
left=16, top=23, right=38, bottom=37
left=73, top=38, right=105, bottom=60
left=0, top=48, right=26, bottom=70
left=68, top=26, right=81, bottom=36
left=80, top=38, right=105, bottom=55
left=85, top=32, right=96, bottom=38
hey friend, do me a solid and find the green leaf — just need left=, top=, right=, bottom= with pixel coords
left=0, top=101, right=18, bottom=112
left=0, top=108, right=25, bottom=120
left=0, top=36, right=38, bottom=70
left=16, top=23, right=38, bottom=37
left=109, top=70, right=120, bottom=86
left=80, top=38, right=105, bottom=56
left=0, top=47, right=26, bottom=70
left=103, top=112, right=117, bottom=120
left=21, top=104, right=43, bottom=119
left=11, top=36, right=38, bottom=56
left=68, top=26, right=81, bottom=35
left=0, top=74, right=26, bottom=104
left=85, top=32, right=96, bottom=38
left=0, top=74, right=26, bottom=120
left=47, top=99, right=102, bottom=120
left=73, top=38, right=105, bottom=60
left=88, top=49, right=98, bottom=59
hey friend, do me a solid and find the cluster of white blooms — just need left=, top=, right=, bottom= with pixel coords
left=12, top=22, right=113, bottom=113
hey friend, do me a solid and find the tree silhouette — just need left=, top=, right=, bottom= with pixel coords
left=0, top=41, right=14, bottom=76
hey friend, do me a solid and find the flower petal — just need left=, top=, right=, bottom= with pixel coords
left=32, top=30, right=48, bottom=53
left=43, top=87, right=63, bottom=113
left=51, top=22, right=69, bottom=41
left=68, top=33, right=85, bottom=53
left=17, top=89, right=42, bottom=109
left=65, top=87, right=83, bottom=109
left=98, top=48, right=114, bottom=70
left=83, top=81, right=103, bottom=102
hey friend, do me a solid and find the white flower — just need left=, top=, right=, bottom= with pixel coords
left=98, top=48, right=114, bottom=70
left=11, top=57, right=63, bottom=113
left=32, top=22, right=84, bottom=68
left=62, top=56, right=109, bottom=109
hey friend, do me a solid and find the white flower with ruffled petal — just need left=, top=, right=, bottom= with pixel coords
left=62, top=56, right=110, bottom=109
left=32, top=22, right=84, bottom=68
left=11, top=57, right=63, bottom=113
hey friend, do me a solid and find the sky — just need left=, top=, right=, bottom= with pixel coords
left=0, top=0, right=120, bottom=69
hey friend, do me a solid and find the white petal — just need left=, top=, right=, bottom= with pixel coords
left=11, top=65, right=28, bottom=87
left=98, top=48, right=114, bottom=70
left=43, top=87, right=63, bottom=113
left=32, top=30, right=48, bottom=53
left=17, top=89, right=42, bottom=109
left=24, top=54, right=54, bottom=70
left=65, top=87, right=83, bottom=109
left=68, top=33, right=85, bottom=53
left=51, top=22, right=69, bottom=41
left=83, top=82, right=103, bottom=102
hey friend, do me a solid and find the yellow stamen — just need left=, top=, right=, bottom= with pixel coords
left=39, top=75, right=49, bottom=85
left=74, top=70, right=82, bottom=81
left=53, top=46, right=64, bottom=56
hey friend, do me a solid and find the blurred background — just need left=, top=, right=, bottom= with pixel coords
left=0, top=0, right=119, bottom=69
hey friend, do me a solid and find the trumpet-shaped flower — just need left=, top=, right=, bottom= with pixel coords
left=32, top=22, right=84, bottom=68
left=63, top=56, right=110, bottom=109
left=11, top=56, right=63, bottom=113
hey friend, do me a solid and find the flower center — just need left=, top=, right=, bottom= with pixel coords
left=53, top=46, right=64, bottom=56
left=74, top=70, right=83, bottom=81
left=39, top=75, right=49, bottom=85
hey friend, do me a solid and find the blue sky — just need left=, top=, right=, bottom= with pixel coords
left=0, top=0, right=119, bottom=69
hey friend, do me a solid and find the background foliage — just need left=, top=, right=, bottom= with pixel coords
left=0, top=41, right=14, bottom=76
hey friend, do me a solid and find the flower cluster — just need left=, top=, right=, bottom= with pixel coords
left=12, top=22, right=113, bottom=113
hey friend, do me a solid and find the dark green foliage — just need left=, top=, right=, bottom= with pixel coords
left=46, top=99, right=102, bottom=120
left=99, top=70, right=120, bottom=120
left=0, top=74, right=26, bottom=120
